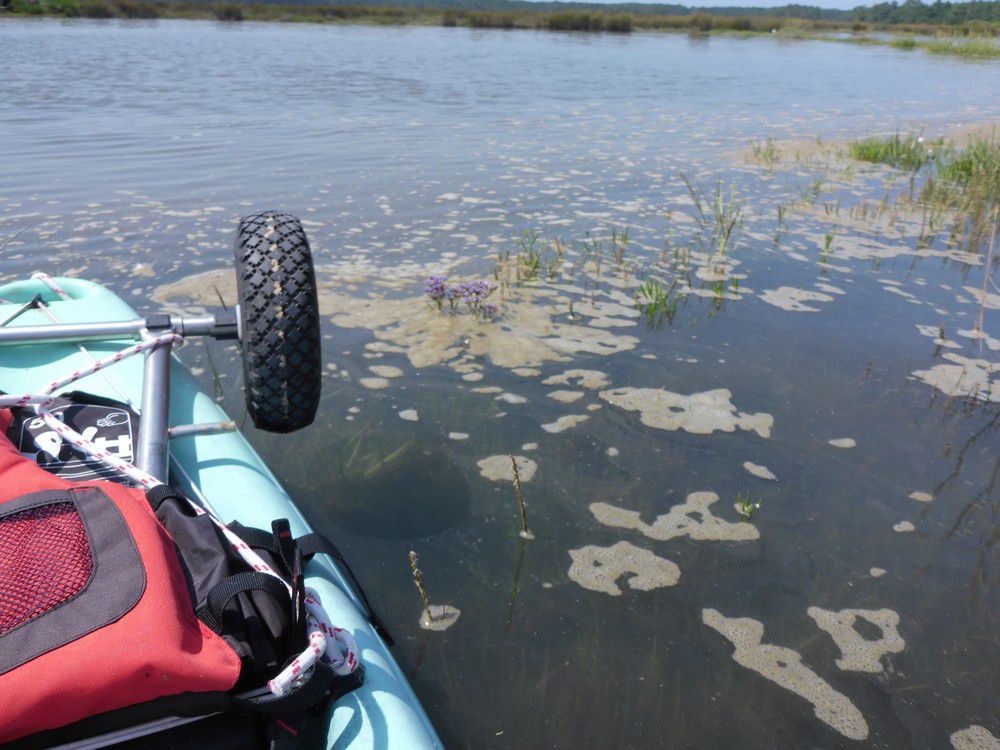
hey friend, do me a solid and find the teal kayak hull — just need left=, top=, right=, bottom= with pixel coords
left=0, top=277, right=441, bottom=750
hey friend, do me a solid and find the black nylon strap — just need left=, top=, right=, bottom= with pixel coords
left=224, top=523, right=395, bottom=646
left=227, top=520, right=279, bottom=553
left=146, top=484, right=181, bottom=513
left=295, top=534, right=395, bottom=646
left=290, top=546, right=307, bottom=651
left=198, top=572, right=291, bottom=635
left=272, top=519, right=297, bottom=579
left=294, top=533, right=343, bottom=561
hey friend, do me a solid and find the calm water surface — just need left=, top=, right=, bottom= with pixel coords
left=1, top=18, right=999, bottom=749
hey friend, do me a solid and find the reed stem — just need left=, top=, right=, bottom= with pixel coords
left=409, top=550, right=433, bottom=622
left=973, top=207, right=997, bottom=348
left=510, top=455, right=532, bottom=539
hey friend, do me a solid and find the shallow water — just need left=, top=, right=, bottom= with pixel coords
left=2, top=18, right=999, bottom=749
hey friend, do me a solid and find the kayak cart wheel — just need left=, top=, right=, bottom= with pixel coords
left=234, top=210, right=322, bottom=433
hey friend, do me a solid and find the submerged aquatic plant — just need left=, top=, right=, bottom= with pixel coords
left=736, top=490, right=761, bottom=520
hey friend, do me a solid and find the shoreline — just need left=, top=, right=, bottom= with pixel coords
left=3, top=3, right=999, bottom=58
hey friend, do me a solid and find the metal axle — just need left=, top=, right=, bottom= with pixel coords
left=0, top=311, right=238, bottom=346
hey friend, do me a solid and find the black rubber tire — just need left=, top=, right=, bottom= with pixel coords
left=234, top=211, right=322, bottom=433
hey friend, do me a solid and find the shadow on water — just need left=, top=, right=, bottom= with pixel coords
left=325, top=435, right=471, bottom=539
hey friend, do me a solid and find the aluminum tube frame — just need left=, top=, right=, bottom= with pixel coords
left=0, top=314, right=238, bottom=346
left=167, top=421, right=237, bottom=439
left=135, top=341, right=172, bottom=481
left=0, top=310, right=240, bottom=482
left=0, top=319, right=145, bottom=344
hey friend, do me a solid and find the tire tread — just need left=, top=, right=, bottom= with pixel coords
left=235, top=211, right=321, bottom=433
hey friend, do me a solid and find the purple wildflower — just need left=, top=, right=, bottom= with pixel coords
left=457, top=280, right=497, bottom=305
left=424, top=275, right=448, bottom=301
left=429, top=277, right=498, bottom=317
left=483, top=303, right=500, bottom=320
left=425, top=275, right=449, bottom=311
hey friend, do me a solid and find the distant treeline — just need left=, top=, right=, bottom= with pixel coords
left=5, top=0, right=1000, bottom=30
left=854, top=0, right=1000, bottom=24
left=258, top=0, right=851, bottom=20
left=166, top=0, right=1000, bottom=24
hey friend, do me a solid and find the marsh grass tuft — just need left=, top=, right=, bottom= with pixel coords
left=611, top=226, right=630, bottom=264
left=736, top=490, right=761, bottom=520
left=636, top=278, right=680, bottom=324
left=936, top=137, right=1000, bottom=197
left=712, top=182, right=743, bottom=255
left=924, top=38, right=1000, bottom=59
left=822, top=232, right=835, bottom=255
left=849, top=133, right=939, bottom=171
left=682, top=175, right=744, bottom=256
left=515, top=229, right=543, bottom=280
left=847, top=132, right=1000, bottom=251
left=920, top=136, right=1000, bottom=248
left=751, top=137, right=778, bottom=165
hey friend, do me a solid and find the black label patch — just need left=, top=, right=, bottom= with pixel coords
left=7, top=397, right=140, bottom=486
